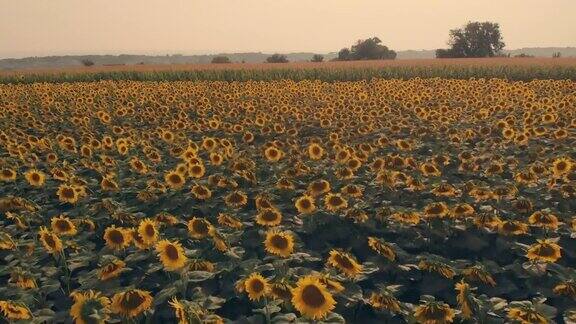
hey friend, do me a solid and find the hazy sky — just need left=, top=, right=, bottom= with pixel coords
left=1, top=0, right=575, bottom=58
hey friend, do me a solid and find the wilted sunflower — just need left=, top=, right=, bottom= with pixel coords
left=327, top=250, right=362, bottom=278
left=256, top=208, right=283, bottom=226
left=368, top=291, right=401, bottom=313
left=420, top=163, right=441, bottom=177
left=295, top=195, right=316, bottom=214
left=110, top=289, right=153, bottom=318
left=507, top=306, right=548, bottom=324
left=323, top=193, right=348, bottom=212
left=137, top=218, right=159, bottom=245
left=0, top=300, right=32, bottom=320
left=100, top=176, right=119, bottom=192
left=50, top=215, right=77, bottom=236
left=70, top=290, right=110, bottom=324
left=189, top=258, right=215, bottom=272
left=367, top=237, right=396, bottom=261
left=424, top=202, right=449, bottom=219
left=0, top=169, right=17, bottom=182
left=244, top=272, right=270, bottom=301
left=341, top=184, right=363, bottom=198
left=217, top=213, right=243, bottom=229
left=156, top=239, right=188, bottom=271
left=98, top=259, right=126, bottom=281
left=316, top=274, right=345, bottom=293
left=165, top=170, right=186, bottom=189
left=526, top=239, right=562, bottom=263
left=418, top=259, right=455, bottom=279
left=24, top=169, right=46, bottom=187
left=270, top=282, right=294, bottom=301
left=307, top=179, right=331, bottom=197
left=264, top=229, right=294, bottom=257
left=462, top=265, right=496, bottom=286
left=455, top=280, right=474, bottom=319
left=191, top=184, right=212, bottom=200
left=57, top=184, right=80, bottom=204
left=169, top=297, right=188, bottom=324
left=0, top=232, right=16, bottom=250
left=498, top=220, right=528, bottom=236
left=188, top=217, right=212, bottom=239
left=291, top=275, right=336, bottom=320
left=528, top=211, right=559, bottom=230
left=224, top=190, right=248, bottom=208
left=414, top=301, right=455, bottom=324
left=103, top=225, right=132, bottom=250
left=39, top=226, right=63, bottom=254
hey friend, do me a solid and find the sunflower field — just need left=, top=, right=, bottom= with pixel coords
left=0, top=78, right=575, bottom=323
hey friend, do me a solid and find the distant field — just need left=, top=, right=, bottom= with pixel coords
left=1, top=57, right=575, bottom=83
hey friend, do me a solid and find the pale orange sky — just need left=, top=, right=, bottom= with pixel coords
left=1, top=0, right=575, bottom=58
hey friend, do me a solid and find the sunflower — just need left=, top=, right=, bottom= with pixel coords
left=291, top=275, right=336, bottom=320
left=507, top=307, right=548, bottom=324
left=462, top=265, right=496, bottom=286
left=553, top=281, right=576, bottom=299
left=0, top=301, right=32, bottom=320
left=165, top=170, right=186, bottom=189
left=552, top=157, right=572, bottom=177
left=450, top=203, right=475, bottom=218
left=264, top=229, right=294, bottom=257
left=169, top=297, right=188, bottom=324
left=103, top=225, right=132, bottom=250
left=188, top=163, right=206, bottom=178
left=137, top=218, right=159, bottom=245
left=390, top=211, right=421, bottom=225
left=51, top=215, right=77, bottom=236
left=270, top=282, right=294, bottom=301
left=420, top=163, right=441, bottom=177
left=100, top=176, right=119, bottom=192
left=98, top=259, right=126, bottom=281
left=39, top=226, right=63, bottom=254
left=316, top=275, right=345, bottom=293
left=129, top=157, right=148, bottom=174
left=528, top=211, right=559, bottom=230
left=341, top=184, right=363, bottom=198
left=418, top=259, right=455, bottom=279
left=307, top=179, right=331, bottom=197
left=323, top=193, right=348, bottom=212
left=455, top=280, right=473, bottom=319
left=10, top=272, right=37, bottom=289
left=0, top=169, right=17, bottom=182
left=110, top=289, right=153, bottom=318
left=327, top=250, right=362, bottom=278
left=191, top=184, right=212, bottom=200
left=424, top=202, right=449, bottom=219
left=264, top=146, right=284, bottom=162
left=224, top=190, right=248, bottom=208
left=189, top=259, right=215, bottom=272
left=70, top=290, right=110, bottom=324
left=57, top=184, right=80, bottom=204
left=414, top=301, right=455, bottom=324
left=217, top=213, right=243, bottom=229
left=188, top=217, right=213, bottom=239
left=0, top=232, right=16, bottom=250
left=244, top=273, right=270, bottom=301
left=367, top=237, right=396, bottom=261
left=368, top=291, right=401, bottom=313
left=307, top=143, right=324, bottom=160
left=156, top=239, right=188, bottom=271
left=256, top=208, right=283, bottom=226
left=498, top=220, right=528, bottom=236
left=295, top=195, right=316, bottom=214
left=24, top=169, right=46, bottom=187
left=526, top=239, right=562, bottom=263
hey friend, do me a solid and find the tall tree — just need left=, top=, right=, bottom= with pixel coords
left=437, top=22, right=505, bottom=58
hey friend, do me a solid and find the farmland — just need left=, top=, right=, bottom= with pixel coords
left=0, top=76, right=575, bottom=323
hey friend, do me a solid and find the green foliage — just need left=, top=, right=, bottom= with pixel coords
left=211, top=56, right=231, bottom=64
left=80, top=59, right=94, bottom=67
left=265, top=54, right=289, bottom=63
left=337, top=37, right=396, bottom=61
left=311, top=54, right=324, bottom=62
left=437, top=22, right=505, bottom=58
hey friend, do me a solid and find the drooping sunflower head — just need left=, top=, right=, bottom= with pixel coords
left=528, top=211, right=559, bottom=230
left=327, top=250, right=362, bottom=278
left=39, top=226, right=63, bottom=254
left=0, top=300, right=32, bottom=320
left=70, top=290, right=110, bottom=324
left=414, top=300, right=455, bottom=324
left=98, top=259, right=126, bottom=281
left=191, top=184, right=212, bottom=200
left=526, top=239, right=562, bottom=263
left=103, top=225, right=132, bottom=250
left=217, top=213, right=243, bottom=229
left=264, top=229, right=294, bottom=257
left=256, top=208, right=283, bottom=227
left=270, top=282, right=294, bottom=301
left=224, top=190, right=248, bottom=208
left=137, top=218, right=159, bottom=245
left=244, top=272, right=270, bottom=301
left=424, top=202, right=449, bottom=219
left=187, top=217, right=213, bottom=239
left=110, top=289, right=153, bottom=318
left=455, top=280, right=473, bottom=319
left=307, top=180, right=331, bottom=197
left=295, top=195, right=316, bottom=214
left=291, top=275, right=336, bottom=320
left=368, top=291, right=401, bottom=313
left=169, top=297, right=188, bottom=324
left=367, top=237, right=396, bottom=261
left=156, top=239, right=188, bottom=271
left=50, top=214, right=77, bottom=236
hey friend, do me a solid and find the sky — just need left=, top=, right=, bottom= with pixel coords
left=1, top=0, right=575, bottom=59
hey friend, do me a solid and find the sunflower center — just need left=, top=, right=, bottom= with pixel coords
left=56, top=220, right=72, bottom=231
left=328, top=196, right=343, bottom=206
left=299, top=199, right=311, bottom=209
left=537, top=244, right=557, bottom=257
left=250, top=279, right=264, bottom=293
left=109, top=230, right=125, bottom=244
left=43, top=234, right=57, bottom=248
left=169, top=174, right=182, bottom=184
left=62, top=188, right=76, bottom=198
left=261, top=210, right=279, bottom=222
left=334, top=254, right=354, bottom=269
left=301, top=284, right=326, bottom=308
left=121, top=291, right=145, bottom=310
left=556, top=162, right=567, bottom=171
left=31, top=173, right=41, bottom=181
left=165, top=244, right=180, bottom=260
left=145, top=224, right=155, bottom=237
left=270, top=235, right=288, bottom=249
left=192, top=220, right=209, bottom=234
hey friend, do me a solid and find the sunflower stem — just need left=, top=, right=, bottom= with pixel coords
left=264, top=296, right=271, bottom=324
left=59, top=251, right=71, bottom=294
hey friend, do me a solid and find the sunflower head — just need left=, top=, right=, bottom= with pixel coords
left=39, top=226, right=63, bottom=254
left=414, top=300, right=455, bottom=324
left=526, top=239, right=562, bottom=263
left=295, top=195, right=316, bottom=214
left=70, top=290, right=110, bottom=324
left=98, top=259, right=126, bottom=281
left=137, top=218, right=159, bottom=245
left=165, top=170, right=186, bottom=189
left=256, top=208, right=283, bottom=226
left=57, top=184, right=80, bottom=204
left=244, top=272, right=270, bottom=301
left=51, top=215, right=77, bottom=236
left=24, top=169, right=46, bottom=187
left=188, top=217, right=213, bottom=239
left=110, top=289, right=153, bottom=318
left=103, top=225, right=132, bottom=250
left=291, top=275, right=336, bottom=320
left=156, top=239, right=188, bottom=271
left=0, top=300, right=32, bottom=320
left=264, top=229, right=294, bottom=257
left=327, top=250, right=362, bottom=278
left=323, top=193, right=348, bottom=212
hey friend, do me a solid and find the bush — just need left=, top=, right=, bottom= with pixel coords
left=211, top=56, right=231, bottom=64
left=81, top=59, right=95, bottom=67
left=311, top=54, right=324, bottom=62
left=266, top=54, right=289, bottom=63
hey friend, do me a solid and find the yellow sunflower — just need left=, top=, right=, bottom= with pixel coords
left=244, top=272, right=270, bottom=301
left=264, top=146, right=284, bottom=162
left=103, top=225, right=132, bottom=250
left=57, top=184, right=80, bottom=204
left=264, top=229, right=294, bottom=257
left=0, top=169, right=17, bottom=182
left=327, top=250, right=362, bottom=278
left=294, top=195, right=316, bottom=215
left=528, top=211, right=559, bottom=230
left=256, top=208, right=283, bottom=226
left=307, top=180, right=331, bottom=197
left=552, top=157, right=572, bottom=177
left=137, top=218, right=159, bottom=245
left=156, top=239, right=188, bottom=271
left=224, top=190, right=248, bottom=208
left=217, top=213, right=243, bottom=229
left=455, top=280, right=473, bottom=319
left=98, top=259, right=126, bottom=281
left=526, top=239, right=562, bottom=263
left=307, top=143, right=325, bottom=160
left=50, top=215, right=77, bottom=236
left=39, top=226, right=63, bottom=254
left=187, top=217, right=213, bottom=239
left=0, top=300, right=32, bottom=320
left=169, top=297, right=188, bottom=324
left=191, top=184, right=212, bottom=200
left=110, top=289, right=153, bottom=318
left=70, top=290, right=110, bottom=324
left=414, top=301, right=455, bottom=324
left=323, top=193, right=348, bottom=212
left=24, top=169, right=46, bottom=187
left=165, top=170, right=186, bottom=189
left=188, top=163, right=206, bottom=178
left=291, top=275, right=336, bottom=320
left=367, top=237, right=396, bottom=261
left=368, top=291, right=401, bottom=313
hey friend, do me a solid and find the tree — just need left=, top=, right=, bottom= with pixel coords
left=337, top=37, right=396, bottom=61
left=266, top=54, right=289, bottom=63
left=211, top=56, right=231, bottom=64
left=436, top=22, right=505, bottom=58
left=311, top=54, right=324, bottom=62
left=81, top=59, right=94, bottom=67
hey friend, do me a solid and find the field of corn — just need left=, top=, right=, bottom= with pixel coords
left=1, top=58, right=576, bottom=83
left=0, top=76, right=575, bottom=323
